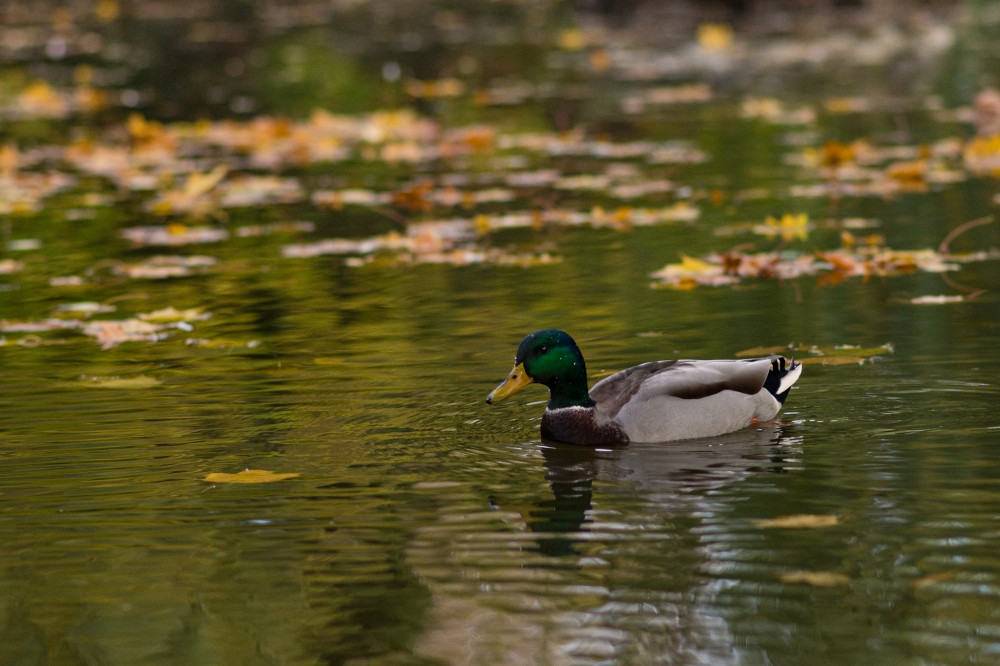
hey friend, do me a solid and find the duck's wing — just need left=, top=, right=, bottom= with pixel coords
left=589, top=360, right=678, bottom=417
left=590, top=358, right=781, bottom=420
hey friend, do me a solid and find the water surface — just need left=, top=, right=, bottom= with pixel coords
left=3, top=1, right=1000, bottom=664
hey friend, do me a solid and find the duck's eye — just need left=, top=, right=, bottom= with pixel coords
left=538, top=345, right=549, bottom=354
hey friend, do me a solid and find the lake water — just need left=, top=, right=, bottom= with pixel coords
left=2, top=1, right=1000, bottom=664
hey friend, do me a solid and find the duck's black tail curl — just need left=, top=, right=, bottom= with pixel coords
left=762, top=356, right=802, bottom=404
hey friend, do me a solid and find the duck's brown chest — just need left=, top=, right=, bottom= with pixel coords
left=541, top=407, right=629, bottom=447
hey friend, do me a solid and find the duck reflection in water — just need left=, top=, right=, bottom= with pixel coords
left=518, top=425, right=801, bottom=557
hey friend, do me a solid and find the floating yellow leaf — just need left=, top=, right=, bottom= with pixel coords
left=819, top=140, right=856, bottom=168
left=818, top=343, right=894, bottom=358
left=0, top=259, right=24, bottom=275
left=121, top=226, right=229, bottom=246
left=74, top=86, right=107, bottom=113
left=886, top=159, right=927, bottom=187
left=964, top=134, right=1000, bottom=175
left=738, top=342, right=892, bottom=365
left=910, top=570, right=959, bottom=590
left=697, top=22, right=734, bottom=52
left=622, top=84, right=712, bottom=113
left=95, top=0, right=120, bottom=21
left=0, top=143, right=18, bottom=177
left=218, top=176, right=305, bottom=208
left=753, top=514, right=841, bottom=529
left=80, top=375, right=162, bottom=389
left=145, top=166, right=228, bottom=217
left=741, top=98, right=815, bottom=124
left=204, top=469, right=301, bottom=484
left=679, top=254, right=717, bottom=273
left=823, top=97, right=872, bottom=114
left=185, top=337, right=261, bottom=349
left=411, top=481, right=463, bottom=490
left=117, top=254, right=218, bottom=279
left=734, top=345, right=790, bottom=357
left=780, top=571, right=851, bottom=587
left=186, top=165, right=228, bottom=198
left=557, top=28, right=586, bottom=51
left=589, top=48, right=611, bottom=73
left=904, top=294, right=968, bottom=305
left=651, top=239, right=995, bottom=290
left=82, top=318, right=166, bottom=349
left=55, top=301, right=115, bottom=316
left=797, top=355, right=868, bottom=366
left=17, top=81, right=68, bottom=118
left=473, top=214, right=492, bottom=235
left=138, top=306, right=209, bottom=323
left=404, top=78, right=464, bottom=99
left=650, top=254, right=737, bottom=290
left=756, top=213, right=810, bottom=241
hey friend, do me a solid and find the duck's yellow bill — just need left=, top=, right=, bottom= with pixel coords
left=486, top=362, right=533, bottom=404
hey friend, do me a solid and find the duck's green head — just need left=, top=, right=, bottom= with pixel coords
left=486, top=329, right=593, bottom=409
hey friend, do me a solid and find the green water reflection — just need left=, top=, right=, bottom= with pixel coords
left=3, top=1, right=1000, bottom=664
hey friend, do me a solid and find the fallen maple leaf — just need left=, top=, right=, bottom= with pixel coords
left=780, top=571, right=851, bottom=587
left=80, top=375, right=162, bottom=389
left=905, top=294, right=967, bottom=305
left=121, top=225, right=229, bottom=247
left=392, top=181, right=435, bottom=212
left=0, top=259, right=24, bottom=274
left=753, top=514, right=841, bottom=529
left=203, top=469, right=301, bottom=484
left=797, top=355, right=868, bottom=366
left=754, top=213, right=810, bottom=241
left=82, top=318, right=166, bottom=349
left=910, top=570, right=959, bottom=590
left=734, top=344, right=792, bottom=357
left=16, top=81, right=69, bottom=118
left=117, top=254, right=218, bottom=279
left=649, top=254, right=735, bottom=289
left=819, top=140, right=856, bottom=168
left=138, top=306, right=210, bottom=323
left=736, top=342, right=892, bottom=365
left=697, top=22, right=734, bottom=52
left=964, top=134, right=1000, bottom=175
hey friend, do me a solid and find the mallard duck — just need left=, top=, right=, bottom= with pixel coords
left=487, top=329, right=802, bottom=446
